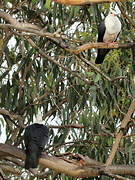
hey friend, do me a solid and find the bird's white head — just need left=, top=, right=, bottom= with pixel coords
left=35, top=114, right=43, bottom=124
left=109, top=10, right=118, bottom=17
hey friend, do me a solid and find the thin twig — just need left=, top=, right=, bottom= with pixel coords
left=49, top=124, right=84, bottom=129
left=117, top=2, right=135, bottom=28
left=76, top=55, right=112, bottom=82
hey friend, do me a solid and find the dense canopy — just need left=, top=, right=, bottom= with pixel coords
left=0, top=0, right=135, bottom=179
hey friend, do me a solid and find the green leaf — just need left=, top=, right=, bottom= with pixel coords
left=45, top=0, right=51, bottom=8
left=94, top=73, right=101, bottom=83
left=32, top=0, right=37, bottom=4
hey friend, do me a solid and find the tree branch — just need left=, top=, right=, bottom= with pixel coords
left=117, top=2, right=135, bottom=28
left=49, top=124, right=84, bottom=129
left=52, top=0, right=122, bottom=6
left=42, top=97, right=68, bottom=120
left=76, top=55, right=112, bottom=81
left=67, top=42, right=135, bottom=54
left=0, top=24, right=134, bottom=52
left=18, top=56, right=36, bottom=105
left=0, top=164, right=21, bottom=176
left=0, top=10, right=40, bottom=31
left=0, top=143, right=135, bottom=178
left=0, top=108, right=25, bottom=128
left=0, top=108, right=19, bottom=120
left=106, top=99, right=135, bottom=166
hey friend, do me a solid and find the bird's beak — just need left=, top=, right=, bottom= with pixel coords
left=114, top=14, right=118, bottom=16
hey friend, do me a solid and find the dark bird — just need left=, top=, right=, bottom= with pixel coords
left=95, top=10, right=121, bottom=64
left=24, top=122, right=49, bottom=169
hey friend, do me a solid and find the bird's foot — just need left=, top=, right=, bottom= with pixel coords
left=42, top=152, right=47, bottom=155
left=103, top=42, right=112, bottom=48
left=104, top=41, right=118, bottom=48
left=112, top=41, right=118, bottom=45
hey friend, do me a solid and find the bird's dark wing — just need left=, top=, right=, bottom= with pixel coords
left=97, top=20, right=106, bottom=42
left=27, top=124, right=49, bottom=148
left=36, top=124, right=49, bottom=149
left=95, top=20, right=110, bottom=64
left=24, top=125, right=31, bottom=148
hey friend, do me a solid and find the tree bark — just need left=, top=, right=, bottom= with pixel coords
left=52, top=0, right=121, bottom=6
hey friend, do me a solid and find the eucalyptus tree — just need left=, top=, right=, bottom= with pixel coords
left=0, top=0, right=135, bottom=179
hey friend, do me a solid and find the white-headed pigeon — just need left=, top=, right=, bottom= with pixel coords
left=24, top=120, right=49, bottom=169
left=95, top=10, right=121, bottom=64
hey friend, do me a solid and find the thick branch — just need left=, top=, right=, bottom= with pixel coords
left=53, top=0, right=121, bottom=5
left=0, top=10, right=40, bottom=30
left=0, top=108, right=19, bottom=120
left=0, top=143, right=99, bottom=178
left=106, top=99, right=135, bottom=166
left=0, top=164, right=21, bottom=176
left=0, top=143, right=135, bottom=178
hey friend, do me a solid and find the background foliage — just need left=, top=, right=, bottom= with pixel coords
left=0, top=0, right=135, bottom=179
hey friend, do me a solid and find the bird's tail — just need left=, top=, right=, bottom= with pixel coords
left=25, top=146, right=41, bottom=169
left=25, top=152, right=39, bottom=169
left=95, top=54, right=105, bottom=64
left=95, top=49, right=110, bottom=64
